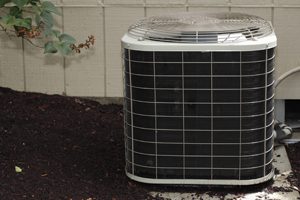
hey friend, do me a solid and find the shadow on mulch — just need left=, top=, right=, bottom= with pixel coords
left=0, top=87, right=298, bottom=200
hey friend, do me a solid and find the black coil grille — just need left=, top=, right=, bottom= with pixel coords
left=124, top=48, right=275, bottom=181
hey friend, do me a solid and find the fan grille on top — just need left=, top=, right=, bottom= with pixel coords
left=128, top=12, right=273, bottom=43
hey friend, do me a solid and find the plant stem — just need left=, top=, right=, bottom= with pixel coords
left=0, top=25, right=43, bottom=48
left=24, top=38, right=43, bottom=49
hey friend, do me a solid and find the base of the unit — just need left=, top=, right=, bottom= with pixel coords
left=126, top=169, right=274, bottom=186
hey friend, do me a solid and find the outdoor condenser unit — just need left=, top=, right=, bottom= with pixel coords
left=121, top=12, right=276, bottom=185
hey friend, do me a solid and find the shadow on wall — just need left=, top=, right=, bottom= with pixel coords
left=20, top=37, right=96, bottom=67
left=23, top=38, right=63, bottom=66
left=65, top=47, right=96, bottom=68
left=0, top=32, right=22, bottom=50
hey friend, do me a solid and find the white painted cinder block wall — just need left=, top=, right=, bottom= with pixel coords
left=0, top=0, right=299, bottom=99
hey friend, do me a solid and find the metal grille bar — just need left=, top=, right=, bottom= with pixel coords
left=128, top=13, right=273, bottom=43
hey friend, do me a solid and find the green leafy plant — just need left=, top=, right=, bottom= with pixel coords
left=0, top=0, right=95, bottom=55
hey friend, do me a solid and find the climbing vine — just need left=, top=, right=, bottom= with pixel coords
left=0, top=0, right=94, bottom=55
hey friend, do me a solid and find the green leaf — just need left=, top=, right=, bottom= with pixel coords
left=56, top=42, right=72, bottom=56
left=12, top=0, right=29, bottom=9
left=1, top=15, right=16, bottom=27
left=41, top=1, right=60, bottom=15
left=9, top=6, right=22, bottom=18
left=0, top=0, right=11, bottom=7
left=15, top=17, right=31, bottom=29
left=52, top=30, right=60, bottom=37
left=44, top=29, right=60, bottom=38
left=44, top=41, right=57, bottom=54
left=59, top=33, right=76, bottom=44
left=43, top=26, right=52, bottom=37
left=40, top=10, right=53, bottom=28
left=1, top=15, right=31, bottom=29
left=15, top=166, right=22, bottom=173
left=1, top=15, right=14, bottom=24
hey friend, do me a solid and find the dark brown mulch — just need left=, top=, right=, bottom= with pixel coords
left=0, top=87, right=298, bottom=200
left=286, top=142, right=300, bottom=190
left=0, top=87, right=150, bottom=200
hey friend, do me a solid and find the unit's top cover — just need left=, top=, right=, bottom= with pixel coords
left=128, top=12, right=273, bottom=44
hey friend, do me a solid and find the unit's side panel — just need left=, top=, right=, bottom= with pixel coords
left=239, top=49, right=275, bottom=179
left=125, top=49, right=157, bottom=178
left=124, top=48, right=133, bottom=175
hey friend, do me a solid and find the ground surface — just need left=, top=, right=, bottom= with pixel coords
left=286, top=142, right=300, bottom=189
left=0, top=87, right=299, bottom=200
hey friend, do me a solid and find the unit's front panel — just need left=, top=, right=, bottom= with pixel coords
left=123, top=48, right=275, bottom=184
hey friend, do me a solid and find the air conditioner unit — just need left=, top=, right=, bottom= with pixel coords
left=121, top=12, right=276, bottom=185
